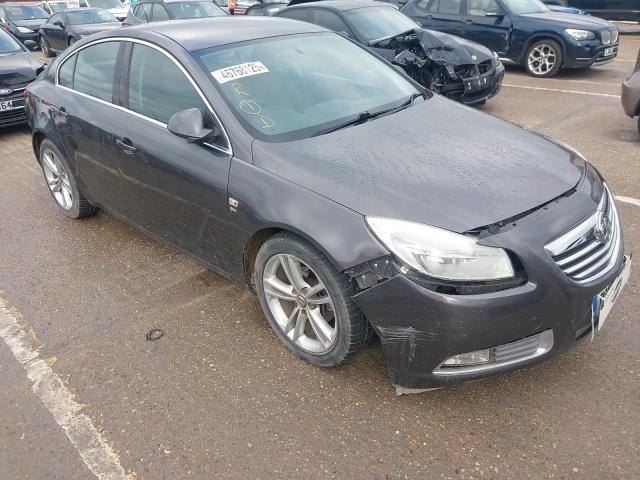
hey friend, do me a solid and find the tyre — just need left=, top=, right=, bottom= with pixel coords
left=39, top=139, right=101, bottom=219
left=525, top=39, right=563, bottom=77
left=637, top=117, right=640, bottom=137
left=255, top=232, right=371, bottom=367
left=40, top=35, right=54, bottom=58
left=68, top=37, right=76, bottom=46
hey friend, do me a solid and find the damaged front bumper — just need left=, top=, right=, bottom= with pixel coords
left=438, top=60, right=505, bottom=105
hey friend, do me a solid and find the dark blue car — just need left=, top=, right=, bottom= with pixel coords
left=401, top=0, right=619, bottom=77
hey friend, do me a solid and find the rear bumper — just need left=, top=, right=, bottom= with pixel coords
left=622, top=71, right=640, bottom=118
left=0, top=94, right=27, bottom=128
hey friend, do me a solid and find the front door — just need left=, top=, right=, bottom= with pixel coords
left=111, top=42, right=233, bottom=268
left=404, top=0, right=465, bottom=37
left=462, top=0, right=511, bottom=55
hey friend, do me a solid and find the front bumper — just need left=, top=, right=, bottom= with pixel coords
left=622, top=71, right=640, bottom=118
left=13, top=31, right=39, bottom=45
left=352, top=176, right=627, bottom=389
left=440, top=60, right=505, bottom=105
left=564, top=39, right=619, bottom=69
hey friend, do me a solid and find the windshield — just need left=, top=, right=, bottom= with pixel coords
left=66, top=9, right=118, bottom=24
left=500, top=0, right=548, bottom=15
left=3, top=5, right=49, bottom=20
left=194, top=32, right=420, bottom=141
left=166, top=1, right=225, bottom=18
left=346, top=6, right=418, bottom=43
left=86, top=0, right=123, bottom=9
left=0, top=28, right=23, bottom=53
left=49, top=1, right=70, bottom=12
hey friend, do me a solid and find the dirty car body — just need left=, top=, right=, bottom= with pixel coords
left=26, top=18, right=629, bottom=389
left=275, top=2, right=504, bottom=105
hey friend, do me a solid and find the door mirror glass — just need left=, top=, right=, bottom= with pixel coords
left=23, top=39, right=37, bottom=50
left=168, top=108, right=220, bottom=143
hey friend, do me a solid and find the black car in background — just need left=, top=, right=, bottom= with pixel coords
left=26, top=18, right=630, bottom=389
left=245, top=2, right=287, bottom=15
left=401, top=0, right=619, bottom=77
left=123, top=0, right=226, bottom=24
left=0, top=28, right=44, bottom=127
left=543, top=0, right=639, bottom=22
left=276, top=1, right=504, bottom=105
left=39, top=8, right=121, bottom=57
left=0, top=2, right=49, bottom=44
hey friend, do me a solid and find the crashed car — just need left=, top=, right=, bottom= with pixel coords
left=276, top=1, right=504, bottom=105
left=278, top=1, right=504, bottom=105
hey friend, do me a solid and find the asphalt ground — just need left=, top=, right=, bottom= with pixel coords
left=1, top=32, right=639, bottom=480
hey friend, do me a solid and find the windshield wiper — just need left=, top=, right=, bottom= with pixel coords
left=314, top=92, right=423, bottom=137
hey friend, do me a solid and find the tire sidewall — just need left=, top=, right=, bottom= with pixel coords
left=255, top=234, right=356, bottom=367
left=40, top=35, right=51, bottom=57
left=525, top=39, right=563, bottom=77
left=39, top=139, right=82, bottom=218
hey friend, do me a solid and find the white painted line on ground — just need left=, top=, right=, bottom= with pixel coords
left=616, top=196, right=640, bottom=207
left=503, top=84, right=621, bottom=98
left=0, top=300, right=131, bottom=480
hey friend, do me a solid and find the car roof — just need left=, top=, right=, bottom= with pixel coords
left=118, top=17, right=327, bottom=51
left=286, top=0, right=391, bottom=11
left=136, top=0, right=216, bottom=3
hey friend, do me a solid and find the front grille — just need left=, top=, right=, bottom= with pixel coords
left=601, top=30, right=611, bottom=45
left=612, top=28, right=619, bottom=44
left=545, top=186, right=621, bottom=284
left=477, top=60, right=493, bottom=74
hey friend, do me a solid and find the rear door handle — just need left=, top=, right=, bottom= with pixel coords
left=116, top=138, right=137, bottom=154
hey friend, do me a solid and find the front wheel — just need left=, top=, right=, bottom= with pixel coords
left=525, top=39, right=563, bottom=77
left=255, top=233, right=372, bottom=367
left=40, top=35, right=54, bottom=58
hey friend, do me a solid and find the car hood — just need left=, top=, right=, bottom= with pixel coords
left=0, top=51, right=43, bottom=87
left=251, top=96, right=585, bottom=233
left=11, top=19, right=47, bottom=30
left=521, top=11, right=613, bottom=29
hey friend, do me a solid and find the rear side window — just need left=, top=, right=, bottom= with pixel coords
left=72, top=41, right=120, bottom=102
left=58, top=53, right=76, bottom=87
left=277, top=8, right=312, bottom=22
left=127, top=43, right=206, bottom=124
left=313, top=9, right=349, bottom=33
left=418, top=0, right=462, bottom=14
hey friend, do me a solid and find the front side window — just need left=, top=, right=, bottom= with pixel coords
left=467, top=0, right=501, bottom=15
left=313, top=10, right=349, bottom=34
left=194, top=32, right=419, bottom=141
left=345, top=7, right=418, bottom=43
left=165, top=1, right=225, bottom=18
left=48, top=12, right=63, bottom=24
left=151, top=3, right=171, bottom=20
left=127, top=43, right=207, bottom=124
left=66, top=9, right=118, bottom=24
left=500, top=0, right=548, bottom=14
left=71, top=41, right=120, bottom=102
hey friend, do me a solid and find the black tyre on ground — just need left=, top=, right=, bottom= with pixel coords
left=255, top=232, right=372, bottom=367
left=524, top=39, right=563, bottom=77
left=40, top=35, right=54, bottom=58
left=39, top=139, right=101, bottom=219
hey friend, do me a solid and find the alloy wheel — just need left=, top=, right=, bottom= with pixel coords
left=42, top=149, right=73, bottom=210
left=40, top=36, right=49, bottom=56
left=262, top=254, right=337, bottom=354
left=527, top=43, right=557, bottom=76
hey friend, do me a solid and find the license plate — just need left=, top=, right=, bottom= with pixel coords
left=464, top=73, right=492, bottom=93
left=0, top=100, right=14, bottom=110
left=592, top=255, right=631, bottom=331
left=604, top=47, right=616, bottom=57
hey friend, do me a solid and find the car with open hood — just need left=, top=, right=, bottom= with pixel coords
left=401, top=0, right=620, bottom=77
left=0, top=28, right=44, bottom=127
left=0, top=2, right=50, bottom=45
left=25, top=17, right=630, bottom=390
left=38, top=8, right=121, bottom=56
left=276, top=1, right=504, bottom=105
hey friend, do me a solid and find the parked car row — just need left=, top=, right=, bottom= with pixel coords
left=22, top=16, right=631, bottom=389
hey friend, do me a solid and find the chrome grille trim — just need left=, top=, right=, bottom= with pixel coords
left=545, top=186, right=621, bottom=284
left=601, top=30, right=611, bottom=45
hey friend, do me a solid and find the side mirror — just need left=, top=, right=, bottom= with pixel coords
left=397, top=0, right=407, bottom=5
left=168, top=108, right=220, bottom=144
left=53, top=20, right=65, bottom=28
left=485, top=10, right=504, bottom=17
left=24, top=39, right=37, bottom=50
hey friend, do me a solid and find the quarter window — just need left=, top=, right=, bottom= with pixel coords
left=127, top=43, right=207, bottom=125
left=58, top=53, right=76, bottom=88
left=70, top=41, right=120, bottom=102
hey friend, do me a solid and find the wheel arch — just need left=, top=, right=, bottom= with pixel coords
left=32, top=131, right=47, bottom=163
left=520, top=33, right=566, bottom=67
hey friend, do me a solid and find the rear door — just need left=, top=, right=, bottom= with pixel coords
left=404, top=0, right=464, bottom=37
left=53, top=40, right=123, bottom=207
left=461, top=0, right=511, bottom=54
left=111, top=41, right=233, bottom=267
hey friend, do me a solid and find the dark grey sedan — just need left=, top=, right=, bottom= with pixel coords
left=25, top=18, right=630, bottom=390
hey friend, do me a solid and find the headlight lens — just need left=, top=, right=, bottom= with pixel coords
left=366, top=217, right=515, bottom=281
left=565, top=29, right=595, bottom=41
left=493, top=51, right=499, bottom=62
left=17, top=26, right=34, bottom=33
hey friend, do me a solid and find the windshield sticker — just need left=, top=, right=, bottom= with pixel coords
left=211, top=62, right=269, bottom=84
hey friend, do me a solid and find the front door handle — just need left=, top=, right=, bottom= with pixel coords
left=116, top=138, right=137, bottom=154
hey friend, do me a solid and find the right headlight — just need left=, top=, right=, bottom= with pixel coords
left=366, top=217, right=515, bottom=281
left=17, top=26, right=34, bottom=33
left=565, top=29, right=595, bottom=41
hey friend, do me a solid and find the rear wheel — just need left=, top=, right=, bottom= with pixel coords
left=39, top=139, right=101, bottom=219
left=525, top=39, right=563, bottom=77
left=40, top=35, right=54, bottom=58
left=255, top=233, right=371, bottom=367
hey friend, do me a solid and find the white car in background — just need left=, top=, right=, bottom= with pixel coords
left=79, top=0, right=128, bottom=20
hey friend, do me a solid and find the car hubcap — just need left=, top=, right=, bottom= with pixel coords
left=528, top=44, right=557, bottom=75
left=263, top=254, right=337, bottom=354
left=42, top=149, right=73, bottom=210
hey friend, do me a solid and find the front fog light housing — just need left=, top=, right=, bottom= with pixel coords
left=442, top=349, right=491, bottom=367
left=366, top=217, right=515, bottom=281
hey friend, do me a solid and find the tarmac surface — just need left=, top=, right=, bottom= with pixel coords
left=1, top=30, right=639, bottom=480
